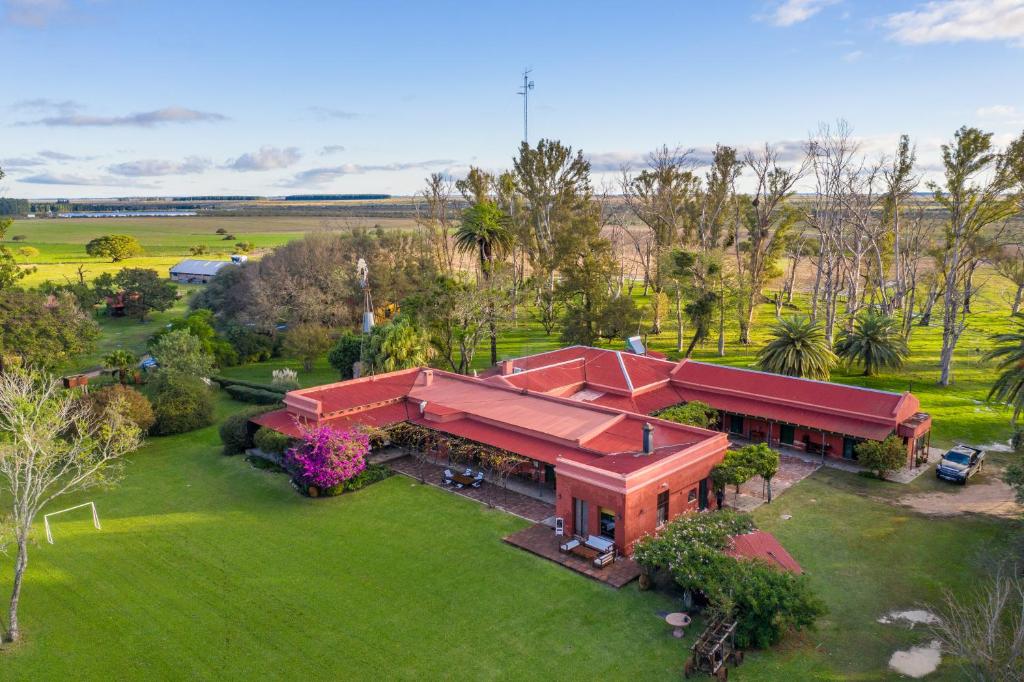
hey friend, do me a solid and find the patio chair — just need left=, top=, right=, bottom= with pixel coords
left=560, top=538, right=580, bottom=554
left=442, top=469, right=454, bottom=486
left=471, top=472, right=484, bottom=488
left=464, top=467, right=473, bottom=476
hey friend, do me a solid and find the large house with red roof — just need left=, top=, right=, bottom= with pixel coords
left=253, top=345, right=932, bottom=556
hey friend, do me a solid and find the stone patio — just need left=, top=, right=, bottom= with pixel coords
left=503, top=523, right=642, bottom=588
left=388, top=455, right=555, bottom=523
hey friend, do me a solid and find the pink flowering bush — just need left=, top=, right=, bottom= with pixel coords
left=284, top=425, right=370, bottom=492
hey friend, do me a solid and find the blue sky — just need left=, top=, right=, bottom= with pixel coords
left=1, top=0, right=1023, bottom=198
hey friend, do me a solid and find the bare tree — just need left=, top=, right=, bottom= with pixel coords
left=928, top=561, right=1024, bottom=681
left=734, top=144, right=808, bottom=344
left=933, top=127, right=1021, bottom=386
left=416, top=173, right=457, bottom=274
left=621, top=146, right=699, bottom=333
left=0, top=370, right=142, bottom=643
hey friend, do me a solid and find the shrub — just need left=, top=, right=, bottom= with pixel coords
left=322, top=463, right=391, bottom=496
left=855, top=435, right=906, bottom=479
left=210, top=376, right=287, bottom=394
left=11, top=235, right=26, bottom=242
left=284, top=425, right=369, bottom=493
left=219, top=407, right=269, bottom=455
left=328, top=331, right=362, bottom=379
left=150, top=328, right=214, bottom=377
left=16, top=246, right=39, bottom=259
left=223, top=325, right=275, bottom=363
left=656, top=401, right=719, bottom=429
left=215, top=227, right=228, bottom=235
left=225, top=384, right=283, bottom=405
left=86, top=384, right=155, bottom=433
left=150, top=372, right=214, bottom=435
left=253, top=426, right=293, bottom=455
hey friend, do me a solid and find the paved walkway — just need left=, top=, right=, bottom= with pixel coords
left=389, top=455, right=555, bottom=523
left=503, top=523, right=641, bottom=588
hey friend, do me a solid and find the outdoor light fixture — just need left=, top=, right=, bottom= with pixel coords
left=418, top=400, right=427, bottom=415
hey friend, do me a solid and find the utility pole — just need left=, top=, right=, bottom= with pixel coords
left=517, top=68, right=534, bottom=144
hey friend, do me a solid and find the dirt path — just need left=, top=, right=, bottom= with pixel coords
left=898, top=473, right=1021, bottom=518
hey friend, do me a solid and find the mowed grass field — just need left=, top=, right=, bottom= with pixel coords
left=0, top=393, right=1016, bottom=680
left=6, top=215, right=416, bottom=287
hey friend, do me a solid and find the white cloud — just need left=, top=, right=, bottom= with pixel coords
left=19, top=171, right=152, bottom=187
left=1, top=156, right=45, bottom=169
left=764, top=0, right=839, bottom=26
left=321, top=145, right=346, bottom=155
left=287, top=159, right=455, bottom=186
left=886, top=0, right=1024, bottom=45
left=976, top=104, right=1020, bottom=118
left=108, top=157, right=211, bottom=177
left=226, top=146, right=303, bottom=172
left=842, top=49, right=864, bottom=62
left=19, top=106, right=227, bottom=127
left=309, top=106, right=358, bottom=120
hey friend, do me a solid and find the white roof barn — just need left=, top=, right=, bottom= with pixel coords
left=169, top=259, right=236, bottom=278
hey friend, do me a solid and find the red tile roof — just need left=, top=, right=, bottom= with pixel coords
left=726, top=530, right=803, bottom=573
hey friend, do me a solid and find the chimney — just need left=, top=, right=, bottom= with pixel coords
left=501, top=360, right=514, bottom=376
left=643, top=422, right=654, bottom=455
left=422, top=369, right=433, bottom=386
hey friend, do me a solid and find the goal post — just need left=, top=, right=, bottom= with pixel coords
left=43, top=502, right=101, bottom=544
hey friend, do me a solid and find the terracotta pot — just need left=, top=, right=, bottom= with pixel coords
left=308, top=486, right=319, bottom=498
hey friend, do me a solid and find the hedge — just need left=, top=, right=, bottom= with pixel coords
left=210, top=375, right=288, bottom=394
left=224, top=384, right=284, bottom=405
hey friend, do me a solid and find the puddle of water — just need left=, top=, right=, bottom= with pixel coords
left=889, top=639, right=941, bottom=678
left=878, top=609, right=940, bottom=628
left=977, top=439, right=1014, bottom=453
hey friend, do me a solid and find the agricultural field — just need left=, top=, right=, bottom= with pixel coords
left=6, top=215, right=416, bottom=288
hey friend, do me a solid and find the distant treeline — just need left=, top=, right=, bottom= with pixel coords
left=283, top=194, right=390, bottom=201
left=0, top=198, right=30, bottom=216
left=172, top=196, right=261, bottom=201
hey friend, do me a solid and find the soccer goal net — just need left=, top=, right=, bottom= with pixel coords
left=43, top=501, right=101, bottom=544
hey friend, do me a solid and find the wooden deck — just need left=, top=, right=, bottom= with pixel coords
left=503, top=523, right=642, bottom=589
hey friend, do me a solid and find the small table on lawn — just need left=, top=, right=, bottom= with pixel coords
left=665, top=612, right=691, bottom=638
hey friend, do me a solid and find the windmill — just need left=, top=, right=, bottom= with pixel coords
left=357, top=257, right=374, bottom=334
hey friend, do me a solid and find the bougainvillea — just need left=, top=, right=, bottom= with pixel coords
left=284, top=425, right=370, bottom=490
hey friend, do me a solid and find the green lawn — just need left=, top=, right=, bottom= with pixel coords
left=1, top=394, right=1016, bottom=680
left=0, top=400, right=690, bottom=680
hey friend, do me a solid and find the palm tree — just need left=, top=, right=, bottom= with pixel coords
left=985, top=314, right=1024, bottom=425
left=756, top=315, right=836, bottom=381
left=454, top=201, right=514, bottom=367
left=103, top=349, right=138, bottom=385
left=835, top=310, right=909, bottom=376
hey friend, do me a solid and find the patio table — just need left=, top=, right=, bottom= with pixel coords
left=665, top=612, right=691, bottom=638
left=451, top=473, right=477, bottom=486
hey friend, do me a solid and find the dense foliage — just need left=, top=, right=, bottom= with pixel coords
left=85, top=384, right=155, bottom=433
left=253, top=426, right=293, bottom=455
left=655, top=401, right=719, bottom=429
left=0, top=291, right=98, bottom=370
left=85, top=234, right=143, bottom=262
left=757, top=315, right=836, bottom=380
left=114, top=268, right=177, bottom=321
left=633, top=511, right=825, bottom=648
left=150, top=309, right=237, bottom=367
left=149, top=329, right=214, bottom=377
left=282, top=323, right=331, bottom=371
left=985, top=313, right=1024, bottom=425
left=327, top=331, right=362, bottom=379
left=284, top=425, right=370, bottom=493
left=855, top=435, right=906, bottom=478
left=149, top=372, right=214, bottom=436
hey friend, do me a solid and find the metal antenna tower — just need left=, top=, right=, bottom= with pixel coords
left=517, top=68, right=534, bottom=144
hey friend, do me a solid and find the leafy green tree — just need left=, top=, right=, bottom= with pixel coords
left=149, top=371, right=214, bottom=435
left=985, top=313, right=1024, bottom=425
left=150, top=329, right=214, bottom=377
left=189, top=244, right=208, bottom=256
left=364, top=316, right=433, bottom=374
left=223, top=324, right=275, bottom=363
left=114, top=268, right=177, bottom=321
left=0, top=291, right=98, bottom=370
left=282, top=323, right=332, bottom=372
left=103, top=349, right=138, bottom=384
left=150, top=309, right=236, bottom=367
left=595, top=294, right=641, bottom=342
left=1003, top=460, right=1024, bottom=505
left=0, top=247, right=30, bottom=291
left=757, top=315, right=836, bottom=380
left=85, top=384, right=155, bottom=433
left=835, top=310, right=909, bottom=376
left=327, top=331, right=363, bottom=379
left=712, top=449, right=758, bottom=498
left=855, top=435, right=906, bottom=478
left=0, top=369, right=142, bottom=643
left=15, top=246, right=38, bottom=259
left=736, top=442, right=780, bottom=503
left=85, top=234, right=144, bottom=262
left=656, top=401, right=719, bottom=429
left=454, top=192, right=514, bottom=365
left=404, top=277, right=488, bottom=374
